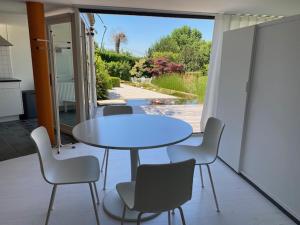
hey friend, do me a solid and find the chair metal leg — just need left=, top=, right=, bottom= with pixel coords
left=101, top=149, right=107, bottom=172
left=89, top=183, right=100, bottom=225
left=178, top=207, right=186, bottom=225
left=137, top=212, right=143, bottom=225
left=50, top=185, right=57, bottom=211
left=168, top=211, right=171, bottom=225
left=199, top=165, right=204, bottom=188
left=207, top=164, right=220, bottom=212
left=137, top=152, right=141, bottom=165
left=93, top=182, right=100, bottom=205
left=45, top=185, right=57, bottom=225
left=103, top=149, right=109, bottom=190
left=121, top=205, right=126, bottom=225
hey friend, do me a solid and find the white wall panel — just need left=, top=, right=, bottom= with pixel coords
left=240, top=16, right=300, bottom=220
left=216, top=26, right=255, bottom=171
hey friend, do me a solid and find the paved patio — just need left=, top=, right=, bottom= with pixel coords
left=108, top=84, right=177, bottom=100
left=107, top=84, right=203, bottom=132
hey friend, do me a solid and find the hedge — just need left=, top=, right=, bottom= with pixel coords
left=98, top=50, right=138, bottom=67
left=110, top=77, right=121, bottom=87
left=95, top=55, right=112, bottom=100
left=106, top=61, right=131, bottom=81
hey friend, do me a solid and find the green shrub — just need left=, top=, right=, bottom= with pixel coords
left=152, top=73, right=187, bottom=92
left=185, top=71, right=204, bottom=77
left=194, top=76, right=208, bottom=103
left=130, top=58, right=153, bottom=78
left=106, top=61, right=131, bottom=81
left=95, top=55, right=112, bottom=100
left=97, top=49, right=138, bottom=67
left=110, top=77, right=121, bottom=87
left=200, top=64, right=209, bottom=76
left=151, top=73, right=208, bottom=103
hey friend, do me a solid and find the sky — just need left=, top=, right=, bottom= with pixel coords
left=94, top=14, right=214, bottom=56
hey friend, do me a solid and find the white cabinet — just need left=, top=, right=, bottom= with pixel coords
left=0, top=81, right=23, bottom=121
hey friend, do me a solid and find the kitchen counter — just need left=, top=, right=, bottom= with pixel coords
left=0, top=78, right=21, bottom=82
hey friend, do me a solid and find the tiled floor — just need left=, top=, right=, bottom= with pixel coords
left=0, top=119, right=76, bottom=161
left=0, top=138, right=295, bottom=225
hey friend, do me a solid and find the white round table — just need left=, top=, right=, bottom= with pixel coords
left=72, top=114, right=193, bottom=222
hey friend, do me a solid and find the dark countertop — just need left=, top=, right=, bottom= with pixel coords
left=0, top=78, right=21, bottom=82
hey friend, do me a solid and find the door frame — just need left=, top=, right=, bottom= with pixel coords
left=80, top=19, right=91, bottom=119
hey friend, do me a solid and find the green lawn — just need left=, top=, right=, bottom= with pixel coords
left=151, top=74, right=208, bottom=103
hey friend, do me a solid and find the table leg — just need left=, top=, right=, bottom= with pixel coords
left=103, top=148, right=160, bottom=221
left=130, top=148, right=138, bottom=181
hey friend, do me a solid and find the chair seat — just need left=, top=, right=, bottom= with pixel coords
left=167, top=145, right=215, bottom=165
left=45, top=156, right=100, bottom=185
left=116, top=181, right=135, bottom=210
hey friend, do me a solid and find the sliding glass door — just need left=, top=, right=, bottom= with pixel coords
left=47, top=15, right=79, bottom=134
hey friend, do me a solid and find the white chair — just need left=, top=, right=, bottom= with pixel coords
left=167, top=117, right=225, bottom=212
left=101, top=105, right=141, bottom=190
left=117, top=159, right=196, bottom=225
left=30, top=127, right=101, bottom=225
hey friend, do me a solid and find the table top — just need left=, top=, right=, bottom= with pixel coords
left=72, top=114, right=193, bottom=150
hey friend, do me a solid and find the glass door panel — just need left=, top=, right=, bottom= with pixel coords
left=50, top=22, right=78, bottom=130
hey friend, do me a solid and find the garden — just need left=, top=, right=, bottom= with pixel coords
left=95, top=26, right=211, bottom=103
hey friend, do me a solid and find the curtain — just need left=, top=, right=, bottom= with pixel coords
left=200, top=14, right=283, bottom=131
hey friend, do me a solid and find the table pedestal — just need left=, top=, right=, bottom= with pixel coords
left=103, top=190, right=159, bottom=221
left=103, top=149, right=159, bottom=221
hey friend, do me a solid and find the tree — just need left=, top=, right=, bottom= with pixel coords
left=151, top=51, right=180, bottom=63
left=130, top=57, right=184, bottom=77
left=151, top=57, right=184, bottom=76
left=112, top=32, right=127, bottom=53
left=148, top=26, right=211, bottom=72
left=148, top=37, right=179, bottom=55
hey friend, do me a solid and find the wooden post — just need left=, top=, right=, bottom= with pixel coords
left=26, top=2, right=55, bottom=144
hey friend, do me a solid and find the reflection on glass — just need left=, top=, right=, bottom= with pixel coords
left=51, top=22, right=77, bottom=127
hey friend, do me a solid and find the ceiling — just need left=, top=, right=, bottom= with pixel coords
left=5, top=0, right=300, bottom=16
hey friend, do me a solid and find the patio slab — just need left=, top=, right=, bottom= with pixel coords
left=96, top=104, right=203, bottom=132
left=105, top=83, right=203, bottom=132
left=97, top=99, right=127, bottom=106
left=108, top=83, right=177, bottom=99
left=139, top=104, right=203, bottom=132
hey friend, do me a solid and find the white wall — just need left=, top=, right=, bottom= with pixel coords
left=0, top=2, right=34, bottom=90
left=240, top=15, right=300, bottom=220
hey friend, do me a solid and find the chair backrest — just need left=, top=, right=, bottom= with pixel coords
left=134, top=159, right=195, bottom=213
left=201, top=117, right=225, bottom=162
left=30, top=126, right=56, bottom=183
left=103, top=105, right=133, bottom=116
